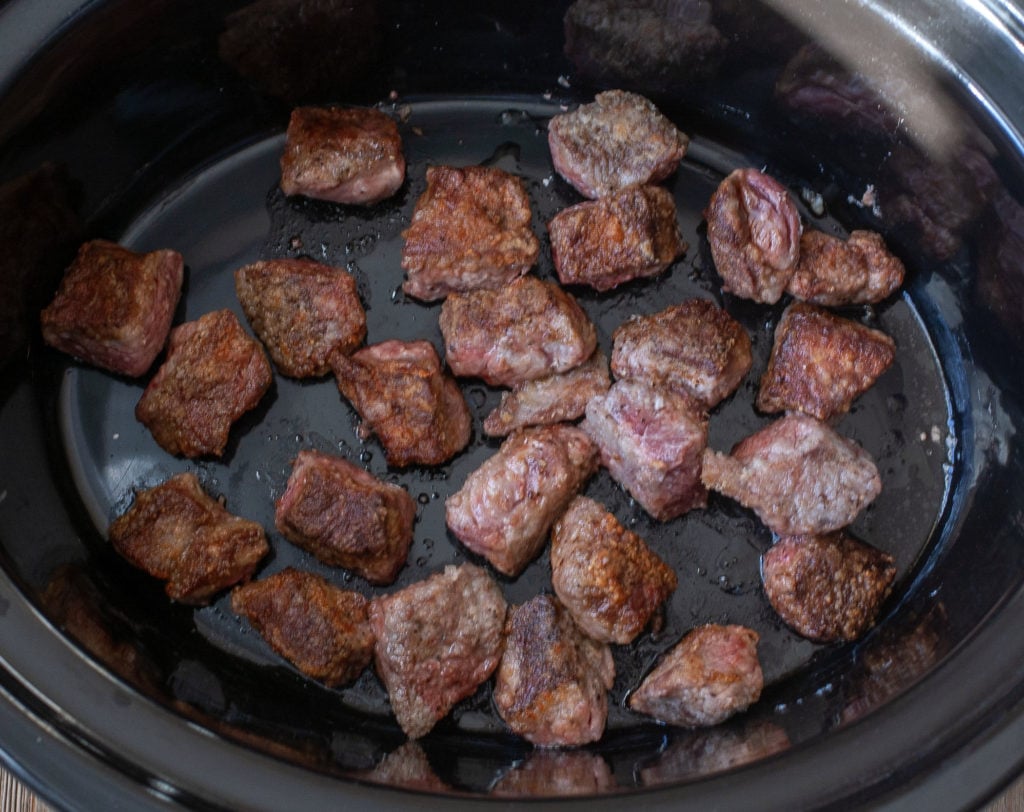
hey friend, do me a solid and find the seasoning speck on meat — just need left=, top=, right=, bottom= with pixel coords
left=231, top=567, right=374, bottom=687
left=135, top=309, right=272, bottom=458
left=40, top=239, right=183, bottom=377
left=787, top=229, right=906, bottom=306
left=108, top=472, right=269, bottom=605
left=369, top=563, right=507, bottom=739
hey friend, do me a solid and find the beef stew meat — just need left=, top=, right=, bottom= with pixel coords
left=547, top=89, right=689, bottom=199
left=701, top=414, right=882, bottom=536
left=108, top=472, right=269, bottom=605
left=445, top=424, right=599, bottom=577
left=583, top=379, right=708, bottom=521
left=551, top=496, right=677, bottom=645
left=273, top=449, right=416, bottom=585
left=40, top=239, right=183, bottom=377
left=786, top=229, right=906, bottom=306
left=493, top=594, right=615, bottom=747
left=757, top=302, right=896, bottom=421
left=368, top=564, right=507, bottom=740
left=400, top=165, right=540, bottom=301
left=548, top=184, right=687, bottom=292
left=279, top=106, right=405, bottom=205
left=234, top=258, right=366, bottom=378
left=331, top=339, right=471, bottom=467
left=628, top=624, right=763, bottom=727
left=705, top=168, right=802, bottom=304
left=439, top=275, right=597, bottom=387
left=611, top=298, right=752, bottom=410
left=231, top=567, right=374, bottom=687
left=135, top=309, right=273, bottom=458
left=761, top=532, right=897, bottom=643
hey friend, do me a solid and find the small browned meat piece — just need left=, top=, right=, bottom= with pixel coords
left=40, top=239, right=183, bottom=377
left=231, top=567, right=374, bottom=687
left=548, top=184, right=687, bottom=291
left=492, top=749, right=616, bottom=797
left=551, top=496, right=677, bottom=644
left=611, top=298, right=752, bottom=409
left=483, top=350, right=611, bottom=438
left=701, top=414, right=882, bottom=536
left=548, top=90, right=689, bottom=199
left=331, top=339, right=471, bottom=467
left=274, top=450, right=415, bottom=584
left=362, top=743, right=449, bottom=793
left=705, top=168, right=802, bottom=304
left=757, top=302, right=896, bottom=421
left=369, top=564, right=507, bottom=739
left=135, top=309, right=272, bottom=458
left=761, top=532, right=897, bottom=642
left=400, top=165, right=540, bottom=301
left=279, top=106, right=404, bottom=205
left=787, top=229, right=906, bottom=305
left=234, top=258, right=366, bottom=378
left=439, top=275, right=597, bottom=387
left=446, top=425, right=598, bottom=577
left=108, top=472, right=269, bottom=605
left=493, top=594, right=614, bottom=747
left=629, top=624, right=763, bottom=727
left=583, top=380, right=708, bottom=521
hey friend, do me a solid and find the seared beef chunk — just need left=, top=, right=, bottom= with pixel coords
left=757, top=302, right=896, bottom=421
left=331, top=339, right=471, bottom=467
left=135, top=309, right=272, bottom=458
left=493, top=594, right=614, bottom=747
left=705, top=168, right=802, bottom=304
left=761, top=532, right=897, bottom=642
left=483, top=350, right=611, bottom=438
left=368, top=564, right=506, bottom=739
left=701, top=414, right=881, bottom=535
left=548, top=184, right=687, bottom=291
left=234, top=257, right=366, bottom=378
left=231, top=567, right=374, bottom=687
left=629, top=624, right=763, bottom=727
left=108, top=472, right=269, bottom=605
left=547, top=90, right=689, bottom=199
left=274, top=449, right=415, bottom=584
left=611, top=298, right=752, bottom=409
left=551, top=496, right=677, bottom=644
left=279, top=106, right=404, bottom=205
left=583, top=380, right=707, bottom=521
left=446, top=425, right=598, bottom=577
left=40, top=239, right=183, bottom=377
left=439, top=275, right=597, bottom=387
left=787, top=229, right=905, bottom=306
left=400, top=165, right=539, bottom=301
left=492, top=749, right=616, bottom=796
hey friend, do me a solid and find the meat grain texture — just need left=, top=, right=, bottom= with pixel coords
left=787, top=229, right=906, bottom=305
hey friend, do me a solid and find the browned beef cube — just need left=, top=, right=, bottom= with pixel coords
left=135, top=309, right=272, bottom=458
left=231, top=567, right=374, bottom=687
left=331, top=339, right=471, bottom=467
left=491, top=750, right=616, bottom=797
left=548, top=184, right=687, bottom=291
left=547, top=90, right=689, bottom=199
left=40, top=239, right=183, bottom=377
left=368, top=564, right=507, bottom=739
left=761, top=532, right=897, bottom=642
left=611, top=298, right=752, bottom=409
left=757, top=302, right=896, bottom=421
left=279, top=106, right=404, bottom=205
left=439, top=275, right=597, bottom=387
left=400, top=165, right=540, bottom=301
left=234, top=258, right=366, bottom=378
left=108, top=472, right=269, bottom=605
left=274, top=450, right=415, bottom=584
left=551, top=496, right=677, bottom=644
left=787, top=229, right=906, bottom=305
left=493, top=594, right=614, bottom=747
left=583, top=380, right=708, bottom=521
left=445, top=425, right=599, bottom=577
left=701, top=414, right=881, bottom=536
left=629, top=624, right=763, bottom=727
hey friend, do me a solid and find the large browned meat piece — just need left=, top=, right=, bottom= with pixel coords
left=786, top=229, right=906, bottom=306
